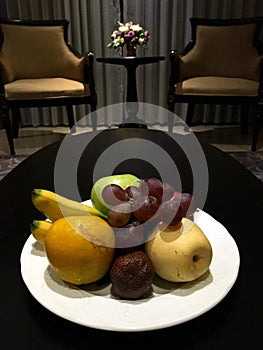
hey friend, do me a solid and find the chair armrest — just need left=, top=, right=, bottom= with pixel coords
left=167, top=42, right=195, bottom=108
left=0, top=65, right=10, bottom=131
left=258, top=57, right=263, bottom=102
left=83, top=51, right=96, bottom=94
left=167, top=50, right=180, bottom=109
left=65, top=42, right=96, bottom=91
left=168, top=49, right=180, bottom=89
left=66, top=41, right=82, bottom=59
left=168, top=41, right=194, bottom=85
left=170, top=39, right=196, bottom=85
left=0, top=64, right=6, bottom=101
left=65, top=42, right=96, bottom=93
left=181, top=40, right=195, bottom=56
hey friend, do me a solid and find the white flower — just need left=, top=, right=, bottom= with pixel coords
left=113, top=37, right=124, bottom=47
left=130, top=24, right=142, bottom=32
left=118, top=25, right=129, bottom=32
left=138, top=37, right=145, bottom=44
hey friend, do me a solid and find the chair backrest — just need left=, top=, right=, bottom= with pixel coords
left=0, top=19, right=84, bottom=84
left=179, top=17, right=263, bottom=82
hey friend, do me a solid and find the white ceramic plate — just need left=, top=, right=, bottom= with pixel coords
left=20, top=209, right=240, bottom=332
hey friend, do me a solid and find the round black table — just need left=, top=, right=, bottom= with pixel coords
left=0, top=128, right=262, bottom=349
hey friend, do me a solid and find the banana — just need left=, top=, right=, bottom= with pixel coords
left=32, top=189, right=107, bottom=221
left=30, top=220, right=52, bottom=244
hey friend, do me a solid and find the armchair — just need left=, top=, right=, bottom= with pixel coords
left=168, top=17, right=263, bottom=151
left=0, top=19, right=97, bottom=155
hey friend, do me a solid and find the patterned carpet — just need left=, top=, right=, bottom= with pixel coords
left=0, top=155, right=27, bottom=181
left=1, top=151, right=263, bottom=183
left=228, top=151, right=263, bottom=182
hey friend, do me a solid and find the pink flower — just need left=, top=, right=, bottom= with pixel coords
left=124, top=31, right=135, bottom=38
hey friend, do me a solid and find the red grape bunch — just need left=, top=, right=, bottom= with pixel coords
left=102, top=177, right=197, bottom=230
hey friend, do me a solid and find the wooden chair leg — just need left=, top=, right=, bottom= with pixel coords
left=185, top=103, right=195, bottom=126
left=240, top=104, right=249, bottom=135
left=167, top=109, right=175, bottom=133
left=90, top=103, right=97, bottom=131
left=66, top=105, right=76, bottom=133
left=251, top=104, right=262, bottom=151
left=184, top=103, right=195, bottom=131
left=91, top=111, right=97, bottom=131
left=11, top=107, right=21, bottom=138
left=1, top=107, right=15, bottom=156
left=167, top=97, right=175, bottom=134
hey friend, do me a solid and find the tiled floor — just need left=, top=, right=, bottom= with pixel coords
left=0, top=123, right=263, bottom=157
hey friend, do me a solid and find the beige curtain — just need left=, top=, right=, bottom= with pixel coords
left=1, top=0, right=263, bottom=127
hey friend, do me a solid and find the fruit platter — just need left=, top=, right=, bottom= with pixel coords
left=20, top=174, right=240, bottom=331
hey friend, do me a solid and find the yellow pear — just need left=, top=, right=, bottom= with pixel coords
left=145, top=218, right=213, bottom=282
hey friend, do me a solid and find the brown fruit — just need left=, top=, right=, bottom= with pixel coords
left=110, top=251, right=155, bottom=299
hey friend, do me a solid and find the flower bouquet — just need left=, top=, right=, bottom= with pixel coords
left=108, top=21, right=150, bottom=56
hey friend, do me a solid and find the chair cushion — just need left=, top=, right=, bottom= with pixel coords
left=4, top=78, right=90, bottom=99
left=0, top=24, right=84, bottom=83
left=179, top=24, right=262, bottom=82
left=175, top=76, right=259, bottom=96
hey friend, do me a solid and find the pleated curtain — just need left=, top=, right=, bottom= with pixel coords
left=1, top=0, right=263, bottom=127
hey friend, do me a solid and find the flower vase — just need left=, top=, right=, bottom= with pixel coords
left=126, top=44, right=136, bottom=57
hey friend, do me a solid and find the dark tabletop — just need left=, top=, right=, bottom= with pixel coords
left=0, top=128, right=262, bottom=349
left=96, top=56, right=165, bottom=66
